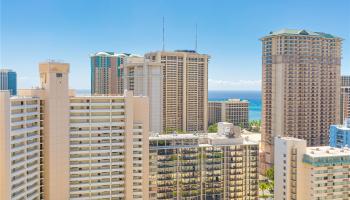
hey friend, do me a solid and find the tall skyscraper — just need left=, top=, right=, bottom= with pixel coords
left=260, top=29, right=342, bottom=172
left=124, top=55, right=163, bottom=133
left=208, top=99, right=249, bottom=128
left=143, top=50, right=209, bottom=133
left=274, top=137, right=350, bottom=200
left=0, top=91, right=41, bottom=200
left=7, top=61, right=150, bottom=200
left=69, top=91, right=150, bottom=200
left=91, top=52, right=118, bottom=95
left=0, top=69, right=17, bottom=95
left=341, top=75, right=350, bottom=123
left=149, top=122, right=259, bottom=199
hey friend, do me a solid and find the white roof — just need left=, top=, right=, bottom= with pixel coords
left=306, top=146, right=350, bottom=157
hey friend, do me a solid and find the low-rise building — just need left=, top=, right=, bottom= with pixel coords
left=208, top=99, right=249, bottom=128
left=275, top=137, right=350, bottom=200
left=149, top=122, right=259, bottom=200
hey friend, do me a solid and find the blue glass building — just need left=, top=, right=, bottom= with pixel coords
left=329, top=118, right=350, bottom=148
left=0, top=69, right=17, bottom=95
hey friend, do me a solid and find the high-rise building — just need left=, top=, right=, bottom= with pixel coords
left=274, top=137, right=350, bottom=200
left=91, top=52, right=118, bottom=95
left=0, top=69, right=17, bottom=95
left=0, top=91, right=41, bottom=200
left=19, top=61, right=71, bottom=199
left=330, top=118, right=350, bottom=148
left=12, top=61, right=150, bottom=200
left=341, top=75, right=350, bottom=123
left=149, top=122, right=259, bottom=200
left=208, top=99, right=249, bottom=128
left=115, top=53, right=129, bottom=94
left=69, top=91, right=149, bottom=200
left=144, top=50, right=209, bottom=133
left=124, top=55, right=163, bottom=133
left=260, top=29, right=342, bottom=172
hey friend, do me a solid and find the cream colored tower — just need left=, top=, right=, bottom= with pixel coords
left=261, top=29, right=342, bottom=172
left=0, top=91, right=41, bottom=200
left=39, top=62, right=70, bottom=200
left=69, top=91, right=149, bottom=200
left=145, top=50, right=209, bottom=133
left=124, top=55, right=163, bottom=133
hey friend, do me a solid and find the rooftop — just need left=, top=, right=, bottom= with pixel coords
left=305, top=146, right=350, bottom=158
left=149, top=132, right=259, bottom=146
left=264, top=28, right=341, bottom=39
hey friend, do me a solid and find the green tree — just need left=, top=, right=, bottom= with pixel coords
left=266, top=167, right=274, bottom=181
left=208, top=123, right=218, bottom=133
left=248, top=119, right=261, bottom=132
left=259, top=182, right=269, bottom=199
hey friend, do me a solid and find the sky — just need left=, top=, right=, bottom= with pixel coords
left=1, top=0, right=350, bottom=90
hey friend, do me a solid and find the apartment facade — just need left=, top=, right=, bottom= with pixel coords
left=275, top=137, right=350, bottom=200
left=69, top=92, right=149, bottom=200
left=7, top=61, right=150, bottom=200
left=0, top=91, right=41, bottom=200
left=261, top=29, right=342, bottom=172
left=124, top=55, right=163, bottom=133
left=208, top=99, right=249, bottom=128
left=145, top=50, right=209, bottom=133
left=149, top=122, right=259, bottom=200
left=341, top=76, right=350, bottom=123
left=330, top=118, right=350, bottom=148
left=0, top=69, right=17, bottom=95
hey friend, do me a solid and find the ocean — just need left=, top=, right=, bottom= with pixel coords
left=76, top=90, right=262, bottom=121
left=208, top=90, right=262, bottom=121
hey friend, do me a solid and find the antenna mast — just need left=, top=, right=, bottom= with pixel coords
left=195, top=23, right=198, bottom=52
left=162, top=16, right=165, bottom=51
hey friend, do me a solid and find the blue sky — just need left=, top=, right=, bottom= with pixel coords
left=1, top=0, right=349, bottom=90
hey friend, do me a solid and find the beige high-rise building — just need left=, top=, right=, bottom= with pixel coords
left=124, top=55, right=163, bottom=133
left=0, top=91, right=41, bottom=200
left=144, top=50, right=209, bottom=133
left=149, top=122, right=259, bottom=200
left=1, top=61, right=150, bottom=200
left=261, top=29, right=342, bottom=172
left=274, top=137, right=350, bottom=200
left=69, top=91, right=149, bottom=200
left=341, top=75, right=350, bottom=123
left=208, top=99, right=249, bottom=128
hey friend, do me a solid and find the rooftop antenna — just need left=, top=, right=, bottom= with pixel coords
left=162, top=16, right=165, bottom=51
left=195, top=23, right=198, bottom=52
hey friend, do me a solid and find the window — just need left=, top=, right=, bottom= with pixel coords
left=56, top=73, right=63, bottom=78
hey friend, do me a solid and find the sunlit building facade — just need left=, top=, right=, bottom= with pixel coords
left=275, top=137, right=350, bottom=200
left=341, top=76, right=350, bottom=123
left=0, top=91, right=41, bottom=200
left=261, top=29, right=342, bottom=172
left=149, top=123, right=259, bottom=200
left=208, top=99, right=249, bottom=128
left=3, top=61, right=151, bottom=200
left=145, top=50, right=209, bottom=133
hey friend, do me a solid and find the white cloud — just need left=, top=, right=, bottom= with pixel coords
left=208, top=79, right=261, bottom=91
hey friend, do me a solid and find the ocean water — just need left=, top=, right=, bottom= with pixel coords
left=208, top=90, right=262, bottom=121
left=76, top=90, right=262, bottom=121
